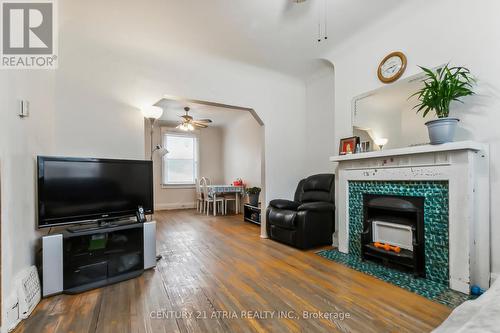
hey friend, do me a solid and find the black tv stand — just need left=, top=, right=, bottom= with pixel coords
left=41, top=219, right=156, bottom=297
left=62, top=222, right=145, bottom=293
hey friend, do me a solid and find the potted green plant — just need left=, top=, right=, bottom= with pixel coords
left=246, top=187, right=261, bottom=207
left=410, top=64, right=475, bottom=144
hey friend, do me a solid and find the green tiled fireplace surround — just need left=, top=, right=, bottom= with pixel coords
left=348, top=181, right=449, bottom=286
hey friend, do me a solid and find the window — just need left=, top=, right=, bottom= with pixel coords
left=162, top=131, right=199, bottom=186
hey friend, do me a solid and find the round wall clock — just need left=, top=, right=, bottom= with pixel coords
left=377, top=51, right=407, bottom=83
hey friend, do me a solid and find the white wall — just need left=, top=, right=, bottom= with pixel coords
left=0, top=71, right=55, bottom=329
left=199, top=127, right=225, bottom=185
left=222, top=112, right=262, bottom=189
left=324, top=0, right=500, bottom=276
left=147, top=124, right=224, bottom=210
left=304, top=64, right=335, bottom=175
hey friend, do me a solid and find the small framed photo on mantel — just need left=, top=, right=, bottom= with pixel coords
left=339, top=136, right=360, bottom=155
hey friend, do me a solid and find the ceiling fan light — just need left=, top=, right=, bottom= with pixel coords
left=187, top=123, right=194, bottom=131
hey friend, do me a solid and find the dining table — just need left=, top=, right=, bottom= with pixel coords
left=206, top=185, right=245, bottom=215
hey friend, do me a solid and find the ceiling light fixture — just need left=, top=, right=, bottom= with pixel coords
left=178, top=122, right=195, bottom=132
left=176, top=107, right=212, bottom=131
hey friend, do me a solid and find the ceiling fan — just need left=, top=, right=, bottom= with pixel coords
left=176, top=107, right=212, bottom=131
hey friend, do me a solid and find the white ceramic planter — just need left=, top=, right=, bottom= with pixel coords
left=425, top=117, right=459, bottom=144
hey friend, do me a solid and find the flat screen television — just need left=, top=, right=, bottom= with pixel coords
left=37, top=156, right=153, bottom=228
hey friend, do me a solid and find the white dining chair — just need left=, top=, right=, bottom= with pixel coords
left=199, top=177, right=210, bottom=213
left=195, top=178, right=204, bottom=213
left=201, top=181, right=224, bottom=216
left=199, top=177, right=212, bottom=214
left=223, top=193, right=237, bottom=215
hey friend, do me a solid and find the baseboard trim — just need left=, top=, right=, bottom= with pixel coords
left=155, top=202, right=196, bottom=210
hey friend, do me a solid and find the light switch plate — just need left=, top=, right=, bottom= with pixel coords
left=19, top=100, right=29, bottom=118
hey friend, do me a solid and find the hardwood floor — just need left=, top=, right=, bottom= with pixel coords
left=15, top=210, right=451, bottom=333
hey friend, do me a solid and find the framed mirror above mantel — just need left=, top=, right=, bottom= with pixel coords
left=352, top=66, right=448, bottom=151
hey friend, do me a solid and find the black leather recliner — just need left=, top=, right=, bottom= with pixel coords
left=266, top=174, right=335, bottom=250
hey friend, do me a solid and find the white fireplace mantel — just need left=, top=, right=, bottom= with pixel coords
left=330, top=141, right=490, bottom=294
left=330, top=141, right=486, bottom=163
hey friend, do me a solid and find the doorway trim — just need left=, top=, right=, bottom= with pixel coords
left=152, top=95, right=268, bottom=237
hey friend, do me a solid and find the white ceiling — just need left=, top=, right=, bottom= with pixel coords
left=154, top=98, right=252, bottom=128
left=65, top=0, right=404, bottom=78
